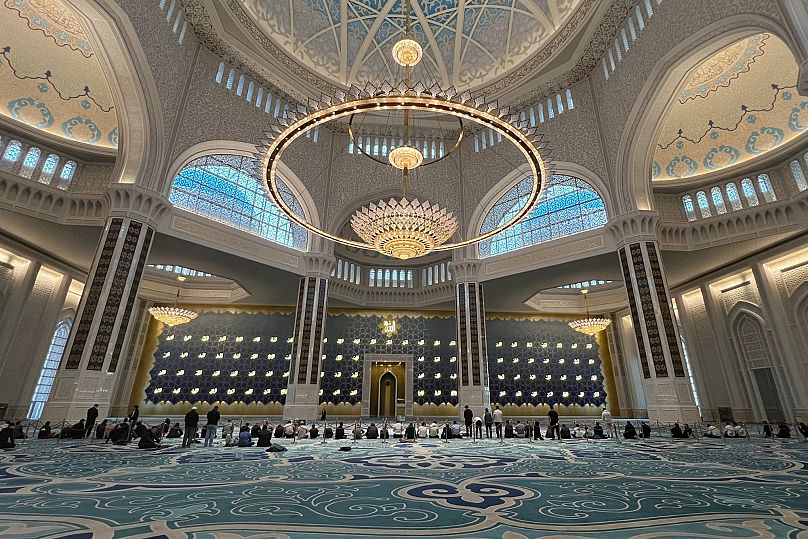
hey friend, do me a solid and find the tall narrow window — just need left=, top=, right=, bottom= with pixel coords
left=245, top=81, right=254, bottom=102
left=566, top=89, right=574, bottom=110
left=226, top=69, right=235, bottom=90
left=607, top=48, right=616, bottom=71
left=710, top=187, right=727, bottom=214
left=369, top=269, right=376, bottom=287
left=555, top=93, right=564, bottom=114
left=440, top=263, right=446, bottom=282
left=627, top=18, right=637, bottom=40
left=38, top=154, right=60, bottom=184
left=264, top=93, right=274, bottom=113
left=696, top=190, right=711, bottom=218
left=547, top=98, right=555, bottom=119
left=2, top=139, right=22, bottom=163
left=791, top=160, right=808, bottom=191
left=529, top=107, right=536, bottom=127
left=644, top=0, right=654, bottom=17
left=407, top=270, right=413, bottom=288
left=28, top=319, right=72, bottom=420
left=741, top=178, right=759, bottom=206
left=682, top=195, right=696, bottom=221
left=725, top=182, right=743, bottom=210
left=614, top=40, right=622, bottom=62
left=215, top=62, right=225, bottom=84
left=384, top=269, right=391, bottom=287
left=428, top=266, right=433, bottom=285
left=538, top=103, right=545, bottom=123
left=236, top=75, right=245, bottom=96
left=19, top=147, right=41, bottom=179
left=255, top=87, right=264, bottom=108
left=757, top=174, right=776, bottom=203
left=59, top=160, right=77, bottom=183
left=337, top=259, right=343, bottom=279
left=602, top=57, right=610, bottom=80
left=621, top=29, right=630, bottom=52
left=679, top=335, right=702, bottom=417
left=635, top=6, right=645, bottom=30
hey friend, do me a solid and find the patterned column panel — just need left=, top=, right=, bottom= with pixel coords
left=456, top=282, right=489, bottom=390
left=619, top=241, right=686, bottom=380
left=63, top=217, right=154, bottom=372
left=291, top=276, right=328, bottom=386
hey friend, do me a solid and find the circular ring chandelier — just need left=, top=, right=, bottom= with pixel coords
left=258, top=0, right=548, bottom=260
left=259, top=91, right=548, bottom=258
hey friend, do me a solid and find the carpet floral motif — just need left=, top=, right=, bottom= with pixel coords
left=0, top=438, right=806, bottom=538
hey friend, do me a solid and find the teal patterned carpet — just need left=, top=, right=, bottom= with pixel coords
left=0, top=436, right=807, bottom=538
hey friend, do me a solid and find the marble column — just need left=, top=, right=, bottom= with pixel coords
left=283, top=255, right=334, bottom=420
left=611, top=214, right=699, bottom=423
left=453, top=260, right=490, bottom=417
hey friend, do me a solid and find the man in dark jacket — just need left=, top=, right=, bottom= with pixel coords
left=182, top=406, right=199, bottom=448
left=548, top=405, right=560, bottom=440
left=204, top=405, right=220, bottom=447
left=256, top=425, right=273, bottom=447
left=463, top=405, right=474, bottom=437
left=0, top=423, right=14, bottom=449
left=85, top=404, right=99, bottom=438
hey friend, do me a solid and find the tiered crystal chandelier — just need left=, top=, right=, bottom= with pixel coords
left=257, top=0, right=549, bottom=260
left=148, top=276, right=197, bottom=327
left=568, top=288, right=611, bottom=335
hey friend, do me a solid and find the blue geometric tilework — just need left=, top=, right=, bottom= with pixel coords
left=0, top=438, right=806, bottom=538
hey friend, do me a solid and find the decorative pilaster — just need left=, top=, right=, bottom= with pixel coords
left=610, top=213, right=698, bottom=423
left=46, top=216, right=154, bottom=421
left=283, top=255, right=334, bottom=420
left=453, top=259, right=490, bottom=415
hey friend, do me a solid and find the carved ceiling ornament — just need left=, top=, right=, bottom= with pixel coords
left=180, top=0, right=637, bottom=107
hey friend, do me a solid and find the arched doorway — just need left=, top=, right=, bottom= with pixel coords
left=733, top=311, right=786, bottom=422
left=378, top=372, right=397, bottom=418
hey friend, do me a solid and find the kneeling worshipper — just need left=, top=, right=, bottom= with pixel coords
left=392, top=421, right=404, bottom=438
left=273, top=424, right=285, bottom=438
left=335, top=422, right=345, bottom=440
left=592, top=422, right=607, bottom=439
left=238, top=428, right=254, bottom=447
left=257, top=425, right=273, bottom=447
left=138, top=426, right=161, bottom=450
left=60, top=419, right=86, bottom=439
left=108, top=420, right=130, bottom=445
left=776, top=423, right=791, bottom=438
left=309, top=424, right=319, bottom=439
left=38, top=421, right=55, bottom=439
left=671, top=423, right=686, bottom=438
left=450, top=421, right=461, bottom=438
left=0, top=423, right=14, bottom=449
left=403, top=422, right=417, bottom=442
left=417, top=422, right=429, bottom=438
left=640, top=422, right=652, bottom=439
left=167, top=423, right=183, bottom=438
left=704, top=424, right=721, bottom=438
left=504, top=420, right=515, bottom=438
left=353, top=422, right=363, bottom=440
left=623, top=422, right=637, bottom=439
left=429, top=422, right=440, bottom=438
left=297, top=423, right=309, bottom=439
left=365, top=423, right=378, bottom=439
left=532, top=420, right=544, bottom=440
left=560, top=424, right=572, bottom=439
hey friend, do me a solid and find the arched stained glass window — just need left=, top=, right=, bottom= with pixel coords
left=757, top=174, right=776, bottom=203
left=710, top=187, right=727, bottom=214
left=59, top=160, right=77, bottom=183
left=741, top=178, right=760, bottom=206
left=682, top=195, right=696, bottom=221
left=38, top=154, right=60, bottom=184
left=479, top=174, right=608, bottom=258
left=19, top=147, right=41, bottom=179
left=407, top=270, right=413, bottom=288
left=696, top=191, right=711, bottom=218
left=169, top=153, right=308, bottom=250
left=791, top=160, right=807, bottom=191
left=725, top=182, right=743, bottom=211
left=369, top=269, right=376, bottom=287
left=28, top=319, right=72, bottom=420
left=2, top=139, right=22, bottom=163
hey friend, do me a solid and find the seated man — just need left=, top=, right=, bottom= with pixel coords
left=417, top=422, right=429, bottom=439
left=257, top=426, right=273, bottom=447
left=592, top=422, right=606, bottom=439
left=365, top=423, right=378, bottom=439
left=450, top=421, right=461, bottom=438
left=734, top=423, right=747, bottom=438
left=429, top=422, right=440, bottom=438
left=392, top=421, right=404, bottom=438
left=379, top=422, right=390, bottom=439
left=533, top=420, right=544, bottom=440
left=284, top=423, right=295, bottom=438
left=251, top=424, right=261, bottom=438
left=309, top=424, right=319, bottom=439
left=560, top=424, right=572, bottom=439
left=704, top=424, right=721, bottom=438
left=60, top=419, right=86, bottom=439
left=504, top=420, right=514, bottom=438
left=38, top=421, right=55, bottom=439
left=670, top=422, right=685, bottom=438
left=515, top=421, right=526, bottom=438
left=108, top=422, right=130, bottom=445
left=237, top=429, right=253, bottom=447
left=296, top=423, right=309, bottom=439
left=94, top=420, right=108, bottom=440
left=573, top=424, right=586, bottom=438
left=763, top=421, right=773, bottom=438
left=640, top=422, right=652, bottom=439
left=353, top=423, right=363, bottom=440
left=776, top=423, right=791, bottom=438
left=138, top=426, right=161, bottom=450
left=273, top=424, right=285, bottom=438
left=403, top=422, right=416, bottom=441
left=683, top=424, right=694, bottom=438
left=167, top=423, right=183, bottom=438
left=335, top=422, right=345, bottom=440
left=724, top=423, right=737, bottom=438
left=12, top=421, right=26, bottom=439
left=324, top=425, right=334, bottom=438
left=0, top=423, right=14, bottom=449
left=623, top=422, right=637, bottom=439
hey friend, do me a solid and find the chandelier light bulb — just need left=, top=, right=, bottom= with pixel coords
left=389, top=145, right=424, bottom=170
left=392, top=37, right=423, bottom=67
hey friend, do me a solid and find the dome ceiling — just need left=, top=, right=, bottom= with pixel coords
left=238, top=0, right=584, bottom=91
left=0, top=0, right=118, bottom=149
left=653, top=33, right=808, bottom=182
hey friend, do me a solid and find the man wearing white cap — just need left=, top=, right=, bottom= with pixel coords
left=182, top=406, right=200, bottom=448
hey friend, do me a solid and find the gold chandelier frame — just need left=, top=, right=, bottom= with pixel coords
left=259, top=87, right=548, bottom=253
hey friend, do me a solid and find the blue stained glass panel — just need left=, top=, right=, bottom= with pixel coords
left=2, top=140, right=22, bottom=163
left=28, top=320, right=71, bottom=420
left=741, top=178, right=759, bottom=206
left=169, top=154, right=308, bottom=250
left=480, top=174, right=607, bottom=258
left=725, top=182, right=743, bottom=211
